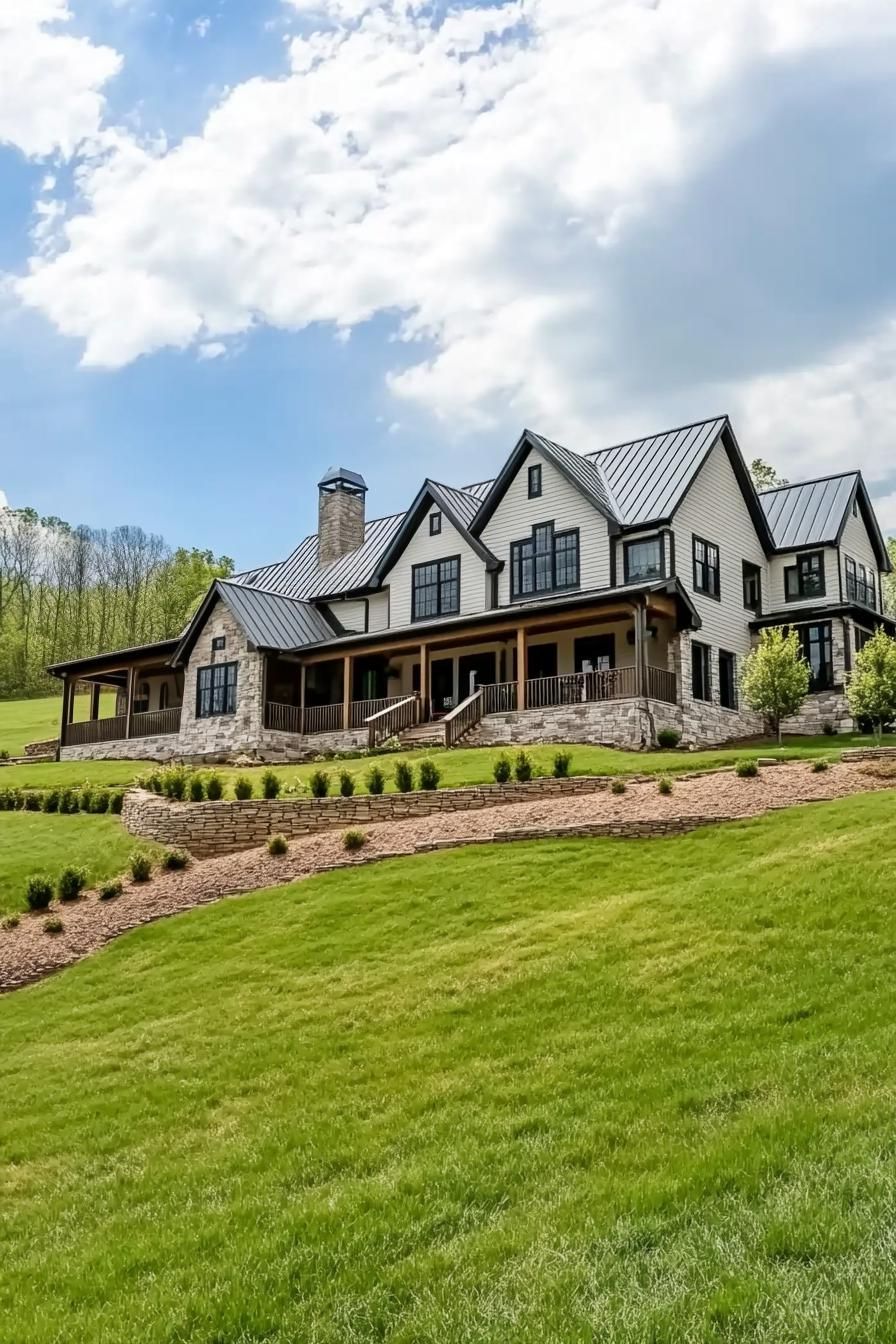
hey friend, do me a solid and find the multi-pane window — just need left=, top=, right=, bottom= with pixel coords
left=624, top=536, right=663, bottom=583
left=719, top=650, right=737, bottom=709
left=797, top=622, right=833, bottom=691
left=693, top=536, right=720, bottom=598
left=429, top=512, right=442, bottom=536
left=785, top=551, right=825, bottom=600
left=691, top=641, right=712, bottom=702
left=412, top=557, right=460, bottom=621
left=855, top=626, right=872, bottom=653
left=196, top=662, right=238, bottom=718
left=528, top=464, right=542, bottom=498
left=742, top=561, right=761, bottom=612
left=845, top=556, right=876, bottom=608
left=510, top=524, right=579, bottom=598
left=211, top=635, right=226, bottom=651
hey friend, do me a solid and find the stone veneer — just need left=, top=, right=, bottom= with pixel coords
left=24, top=737, right=59, bottom=757
left=177, top=603, right=264, bottom=756
left=60, top=733, right=184, bottom=763
left=467, top=697, right=677, bottom=749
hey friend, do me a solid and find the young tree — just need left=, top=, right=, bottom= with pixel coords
left=846, top=627, right=896, bottom=742
left=883, top=538, right=896, bottom=618
left=741, top=627, right=810, bottom=743
left=750, top=459, right=788, bottom=491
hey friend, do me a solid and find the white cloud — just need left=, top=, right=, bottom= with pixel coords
left=188, top=16, right=211, bottom=38
left=0, top=1, right=121, bottom=159
left=197, top=339, right=226, bottom=359
left=11, top=0, right=896, bottom=495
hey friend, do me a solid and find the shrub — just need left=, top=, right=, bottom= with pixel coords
left=79, top=786, right=93, bottom=812
left=657, top=776, right=673, bottom=795
left=812, top=758, right=830, bottom=773
left=42, top=789, right=60, bottom=814
left=339, top=769, right=356, bottom=797
left=552, top=750, right=572, bottom=778
left=189, top=774, right=206, bottom=802
left=2, top=914, right=20, bottom=930
left=366, top=764, right=386, bottom=795
left=98, top=879, right=123, bottom=901
left=656, top=728, right=682, bottom=749
left=162, top=848, right=190, bottom=871
left=0, top=788, right=22, bottom=811
left=144, top=770, right=163, bottom=794
left=309, top=769, right=330, bottom=799
left=90, top=789, right=110, bottom=813
left=128, top=851, right=153, bottom=883
left=44, top=917, right=64, bottom=936
left=233, top=775, right=253, bottom=800
left=57, top=866, right=87, bottom=902
left=267, top=833, right=289, bottom=856
left=394, top=760, right=414, bottom=793
left=343, top=829, right=367, bottom=852
left=493, top=754, right=512, bottom=784
left=25, top=875, right=54, bottom=911
left=108, top=789, right=125, bottom=815
left=261, top=769, right=281, bottom=800
left=0, top=748, right=8, bottom=760
left=205, top=772, right=223, bottom=801
left=822, top=719, right=837, bottom=737
left=514, top=750, right=533, bottom=783
left=161, top=765, right=190, bottom=801
left=59, top=789, right=79, bottom=815
left=611, top=779, right=627, bottom=795
left=419, top=759, right=441, bottom=790
left=23, top=792, right=41, bottom=812
left=735, top=758, right=758, bottom=778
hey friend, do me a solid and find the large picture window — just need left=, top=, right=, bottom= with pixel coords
left=785, top=551, right=825, bottom=601
left=510, top=523, right=579, bottom=599
left=845, top=556, right=876, bottom=609
left=692, top=535, right=720, bottom=598
left=412, top=556, right=460, bottom=621
left=196, top=662, right=238, bottom=718
left=624, top=536, right=663, bottom=583
left=797, top=622, right=833, bottom=692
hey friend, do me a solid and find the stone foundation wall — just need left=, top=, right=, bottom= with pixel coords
left=60, top=733, right=184, bottom=763
left=780, top=618, right=853, bottom=736
left=122, top=775, right=632, bottom=857
left=467, top=697, right=665, bottom=748
left=253, top=727, right=369, bottom=762
left=24, top=737, right=59, bottom=757
left=176, top=605, right=264, bottom=756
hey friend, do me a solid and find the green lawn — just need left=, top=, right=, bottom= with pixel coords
left=0, top=692, right=115, bottom=757
left=0, top=812, right=154, bottom=918
left=3, top=794, right=896, bottom=1341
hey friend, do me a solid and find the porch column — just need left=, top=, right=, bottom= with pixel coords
left=633, top=604, right=645, bottom=697
left=125, top=666, right=137, bottom=739
left=419, top=643, right=429, bottom=721
left=299, top=662, right=307, bottom=735
left=342, top=654, right=352, bottom=731
left=516, top=627, right=527, bottom=711
left=60, top=676, right=72, bottom=746
left=90, top=683, right=101, bottom=721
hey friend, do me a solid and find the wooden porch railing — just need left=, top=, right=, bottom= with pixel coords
left=264, top=701, right=303, bottom=734
left=350, top=695, right=408, bottom=729
left=303, top=702, right=343, bottom=736
left=481, top=681, right=518, bottom=715
left=645, top=666, right=677, bottom=705
left=367, top=694, right=419, bottom=749
left=130, top=706, right=182, bottom=738
left=526, top=666, right=638, bottom=709
left=62, top=715, right=128, bottom=747
left=443, top=689, right=483, bottom=747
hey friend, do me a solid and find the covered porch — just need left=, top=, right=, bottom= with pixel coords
left=52, top=642, right=183, bottom=750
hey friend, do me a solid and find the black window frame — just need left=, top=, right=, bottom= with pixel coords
left=196, top=661, right=238, bottom=719
left=718, top=650, right=737, bottom=710
left=796, top=622, right=834, bottom=692
left=429, top=511, right=442, bottom=536
left=784, top=550, right=825, bottom=601
left=691, top=640, right=712, bottom=702
left=845, top=555, right=876, bottom=609
left=527, top=464, right=542, bottom=499
left=211, top=635, right=226, bottom=652
left=623, top=535, right=663, bottom=584
left=510, top=522, right=579, bottom=600
left=411, top=555, right=460, bottom=622
left=692, top=535, right=720, bottom=599
left=742, top=561, right=761, bottom=613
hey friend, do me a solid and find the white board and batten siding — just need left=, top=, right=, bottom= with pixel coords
left=480, top=447, right=611, bottom=606
left=381, top=507, right=486, bottom=629
left=767, top=549, right=839, bottom=613
left=672, top=439, right=768, bottom=659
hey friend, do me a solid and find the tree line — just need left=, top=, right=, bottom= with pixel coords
left=0, top=506, right=233, bottom=700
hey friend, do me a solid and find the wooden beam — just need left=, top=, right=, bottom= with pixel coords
left=633, top=603, right=645, bottom=697
left=420, top=642, right=430, bottom=722
left=516, top=627, right=527, bottom=711
left=125, top=666, right=137, bottom=740
left=90, top=683, right=101, bottom=722
left=60, top=677, right=71, bottom=746
left=342, top=654, right=352, bottom=730
left=299, top=662, right=307, bottom=735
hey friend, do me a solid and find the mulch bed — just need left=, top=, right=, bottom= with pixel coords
left=1, top=761, right=890, bottom=993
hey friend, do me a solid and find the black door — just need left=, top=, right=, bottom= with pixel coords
left=430, top=658, right=455, bottom=716
left=457, top=652, right=496, bottom=698
left=527, top=643, right=558, bottom=680
left=574, top=635, right=615, bottom=671
left=352, top=655, right=388, bottom=702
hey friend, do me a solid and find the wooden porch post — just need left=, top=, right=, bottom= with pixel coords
left=342, top=654, right=352, bottom=731
left=516, top=627, right=527, bottom=711
left=420, top=643, right=429, bottom=721
left=299, top=661, right=307, bottom=735
left=60, top=676, right=72, bottom=747
left=90, top=683, right=101, bottom=722
left=633, top=603, right=645, bottom=697
left=125, top=666, right=137, bottom=739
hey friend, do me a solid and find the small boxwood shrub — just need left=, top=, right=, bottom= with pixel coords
left=23, top=792, right=41, bottom=812
left=59, top=789, right=79, bottom=815
left=0, top=789, right=22, bottom=811
left=812, top=758, right=830, bottom=773
left=233, top=776, right=253, bottom=801
left=144, top=770, right=163, bottom=794
left=552, top=750, right=572, bottom=778
left=657, top=776, right=673, bottom=795
left=366, top=765, right=386, bottom=795
left=735, top=758, right=758, bottom=779
left=343, top=829, right=367, bottom=852
left=98, top=879, right=123, bottom=901
left=419, top=759, right=441, bottom=790
left=161, top=765, right=190, bottom=801
left=205, top=772, right=223, bottom=801
left=493, top=754, right=512, bottom=784
left=25, top=875, right=54, bottom=911
left=78, top=786, right=93, bottom=812
left=309, top=769, right=330, bottom=799
left=44, top=916, right=64, bottom=935
left=109, top=789, right=125, bottom=815
left=90, top=789, right=110, bottom=814
left=656, top=728, right=682, bottom=749
left=267, top=833, right=289, bottom=856
left=128, top=851, right=153, bottom=883
left=394, top=760, right=414, bottom=793
left=514, top=750, right=533, bottom=783
left=162, top=848, right=190, bottom=871
left=189, top=774, right=206, bottom=802
left=611, top=778, right=627, bottom=795
left=57, top=866, right=87, bottom=902
left=42, top=789, right=60, bottom=813
left=261, top=770, right=281, bottom=800
left=339, top=769, right=356, bottom=798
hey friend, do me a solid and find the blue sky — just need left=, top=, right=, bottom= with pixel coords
left=2, top=0, right=896, bottom=571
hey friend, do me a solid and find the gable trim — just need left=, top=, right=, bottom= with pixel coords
left=371, top=480, right=498, bottom=585
left=470, top=429, right=621, bottom=537
left=837, top=476, right=892, bottom=573
left=666, top=418, right=776, bottom=554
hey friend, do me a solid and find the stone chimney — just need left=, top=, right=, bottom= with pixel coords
left=318, top=467, right=367, bottom=565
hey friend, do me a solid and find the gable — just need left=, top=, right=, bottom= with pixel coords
left=471, top=429, right=619, bottom=536
left=380, top=499, right=488, bottom=627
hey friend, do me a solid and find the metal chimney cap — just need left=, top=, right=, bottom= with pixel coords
left=318, top=467, right=367, bottom=492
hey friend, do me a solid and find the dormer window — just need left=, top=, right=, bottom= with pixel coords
left=527, top=464, right=542, bottom=499
left=429, top=512, right=442, bottom=536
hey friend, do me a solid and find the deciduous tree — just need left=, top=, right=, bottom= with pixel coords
left=846, top=627, right=896, bottom=742
left=741, top=627, right=809, bottom=743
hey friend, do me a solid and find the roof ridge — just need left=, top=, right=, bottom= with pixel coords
left=757, top=470, right=859, bottom=496
left=586, top=413, right=729, bottom=460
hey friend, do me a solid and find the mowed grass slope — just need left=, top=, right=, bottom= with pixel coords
left=3, top=793, right=896, bottom=1342
left=0, top=692, right=115, bottom=757
left=0, top=812, right=152, bottom=918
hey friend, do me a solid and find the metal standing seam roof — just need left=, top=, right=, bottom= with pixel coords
left=215, top=581, right=337, bottom=649
left=758, top=474, right=859, bottom=550
left=585, top=416, right=728, bottom=526
left=525, top=430, right=620, bottom=520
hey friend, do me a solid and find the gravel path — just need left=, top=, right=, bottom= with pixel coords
left=1, top=762, right=889, bottom=992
